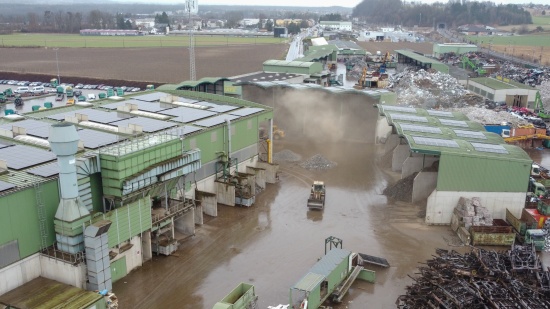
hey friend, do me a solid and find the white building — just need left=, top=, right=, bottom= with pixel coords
left=319, top=21, right=352, bottom=31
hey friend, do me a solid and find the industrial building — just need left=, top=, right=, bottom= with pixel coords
left=0, top=89, right=280, bottom=303
left=319, top=21, right=352, bottom=31
left=467, top=77, right=539, bottom=107
left=395, top=50, right=450, bottom=74
left=432, top=43, right=478, bottom=58
left=376, top=105, right=531, bottom=225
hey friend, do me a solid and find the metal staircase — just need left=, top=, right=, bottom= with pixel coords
left=34, top=182, right=48, bottom=250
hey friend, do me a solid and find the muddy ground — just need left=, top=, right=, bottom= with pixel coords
left=112, top=108, right=460, bottom=308
left=0, top=44, right=288, bottom=84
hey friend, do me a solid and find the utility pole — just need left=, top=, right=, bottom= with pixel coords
left=54, top=48, right=60, bottom=84
left=186, top=0, right=196, bottom=81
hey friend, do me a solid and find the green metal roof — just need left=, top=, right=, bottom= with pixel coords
left=404, top=134, right=531, bottom=162
left=377, top=105, right=470, bottom=120
left=0, top=277, right=103, bottom=309
left=394, top=122, right=504, bottom=144
left=263, top=60, right=318, bottom=68
left=396, top=49, right=446, bottom=65
left=469, top=77, right=535, bottom=90
left=295, top=45, right=338, bottom=62
left=292, top=272, right=325, bottom=292
left=310, top=248, right=350, bottom=277
left=385, top=112, right=485, bottom=131
left=169, top=77, right=230, bottom=89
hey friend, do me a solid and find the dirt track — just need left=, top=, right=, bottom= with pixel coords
left=0, top=44, right=288, bottom=84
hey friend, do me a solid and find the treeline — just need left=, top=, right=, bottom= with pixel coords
left=17, top=10, right=134, bottom=33
left=352, top=0, right=532, bottom=27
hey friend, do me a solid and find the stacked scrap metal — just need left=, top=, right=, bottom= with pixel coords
left=396, top=246, right=550, bottom=308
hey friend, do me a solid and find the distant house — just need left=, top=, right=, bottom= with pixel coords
left=319, top=21, right=352, bottom=31
left=457, top=24, right=494, bottom=35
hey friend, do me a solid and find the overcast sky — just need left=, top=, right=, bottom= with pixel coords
left=139, top=0, right=548, bottom=7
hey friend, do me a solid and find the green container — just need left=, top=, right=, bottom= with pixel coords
left=99, top=93, right=106, bottom=99
left=107, top=89, right=114, bottom=97
left=32, top=105, right=41, bottom=111
left=78, top=95, right=86, bottom=102
left=44, top=102, right=53, bottom=108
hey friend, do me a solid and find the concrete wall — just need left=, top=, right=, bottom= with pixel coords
left=194, top=204, right=204, bottom=225
left=384, top=134, right=399, bottom=154
left=0, top=254, right=41, bottom=295
left=257, top=162, right=279, bottom=184
left=402, top=156, right=439, bottom=179
left=216, top=181, right=236, bottom=206
left=141, top=231, right=152, bottom=262
left=111, top=235, right=143, bottom=275
left=412, top=171, right=438, bottom=203
left=425, top=191, right=526, bottom=225
left=40, top=255, right=87, bottom=289
left=174, top=209, right=195, bottom=236
left=196, top=191, right=217, bottom=217
left=247, top=166, right=266, bottom=189
left=494, top=88, right=537, bottom=103
left=375, top=117, right=392, bottom=145
left=391, top=144, right=410, bottom=172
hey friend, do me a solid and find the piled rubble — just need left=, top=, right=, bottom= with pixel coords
left=299, top=154, right=337, bottom=171
left=346, top=58, right=370, bottom=79
left=382, top=172, right=417, bottom=203
left=447, top=106, right=529, bottom=127
left=389, top=68, right=484, bottom=108
left=451, top=197, right=492, bottom=231
left=272, top=149, right=302, bottom=163
left=397, top=246, right=550, bottom=308
left=537, top=80, right=550, bottom=109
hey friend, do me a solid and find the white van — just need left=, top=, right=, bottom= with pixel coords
left=87, top=93, right=97, bottom=101
left=14, top=87, right=29, bottom=94
left=31, top=86, right=44, bottom=95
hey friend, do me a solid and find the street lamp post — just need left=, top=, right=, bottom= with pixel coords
left=54, top=48, right=60, bottom=84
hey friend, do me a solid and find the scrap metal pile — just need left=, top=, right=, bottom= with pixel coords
left=299, top=154, right=337, bottom=171
left=447, top=106, right=529, bottom=127
left=396, top=246, right=550, bottom=308
left=346, top=58, right=371, bottom=79
left=389, top=68, right=484, bottom=108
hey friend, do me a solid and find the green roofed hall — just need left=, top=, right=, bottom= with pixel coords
left=395, top=49, right=449, bottom=73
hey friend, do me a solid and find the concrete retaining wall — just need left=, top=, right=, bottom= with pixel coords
left=40, top=255, right=86, bottom=289
left=216, top=181, right=236, bottom=206
left=391, top=144, right=410, bottom=172
left=402, top=156, right=439, bottom=179
left=412, top=171, right=438, bottom=203
left=175, top=209, right=195, bottom=237
left=0, top=254, right=41, bottom=295
left=425, top=191, right=526, bottom=225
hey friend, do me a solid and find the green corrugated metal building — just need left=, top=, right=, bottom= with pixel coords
left=433, top=43, right=478, bottom=58
left=262, top=60, right=323, bottom=75
left=396, top=49, right=449, bottom=73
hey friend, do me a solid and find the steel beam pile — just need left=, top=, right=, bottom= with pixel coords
left=396, top=246, right=550, bottom=308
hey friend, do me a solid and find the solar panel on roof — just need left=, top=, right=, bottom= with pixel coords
left=101, top=99, right=175, bottom=113
left=0, top=119, right=52, bottom=138
left=439, top=119, right=468, bottom=127
left=172, top=97, right=199, bottom=104
left=399, top=123, right=442, bottom=134
left=381, top=106, right=416, bottom=113
left=0, top=140, right=14, bottom=149
left=178, top=125, right=202, bottom=135
left=0, top=145, right=56, bottom=170
left=27, top=162, right=59, bottom=178
left=454, top=130, right=487, bottom=139
left=160, top=107, right=217, bottom=123
left=229, top=107, right=264, bottom=117
left=194, top=115, right=240, bottom=127
left=471, top=142, right=508, bottom=154
left=78, top=129, right=123, bottom=149
left=132, top=92, right=167, bottom=102
left=427, top=110, right=454, bottom=117
left=110, top=117, right=177, bottom=133
left=0, top=180, right=16, bottom=192
left=412, top=136, right=459, bottom=148
left=47, top=109, right=134, bottom=124
left=390, top=114, right=428, bottom=123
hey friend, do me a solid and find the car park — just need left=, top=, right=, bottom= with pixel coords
left=131, top=87, right=141, bottom=92
left=75, top=84, right=83, bottom=89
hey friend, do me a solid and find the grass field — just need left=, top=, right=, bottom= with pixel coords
left=533, top=15, right=550, bottom=25
left=465, top=34, right=550, bottom=47
left=0, top=33, right=287, bottom=48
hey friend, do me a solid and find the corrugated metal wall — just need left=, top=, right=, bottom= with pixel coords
left=438, top=154, right=530, bottom=192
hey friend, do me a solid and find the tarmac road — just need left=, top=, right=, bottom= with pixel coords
left=113, top=112, right=458, bottom=308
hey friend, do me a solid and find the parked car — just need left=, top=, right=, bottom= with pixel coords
left=131, top=87, right=141, bottom=92
left=73, top=90, right=82, bottom=97
left=75, top=84, right=84, bottom=89
left=31, top=86, right=45, bottom=95
left=14, top=86, right=30, bottom=94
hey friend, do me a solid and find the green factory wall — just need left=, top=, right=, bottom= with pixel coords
left=185, top=117, right=264, bottom=163
left=326, top=257, right=349, bottom=292
left=438, top=154, right=530, bottom=192
left=431, top=63, right=450, bottom=74
left=0, top=180, right=59, bottom=259
left=89, top=196, right=152, bottom=248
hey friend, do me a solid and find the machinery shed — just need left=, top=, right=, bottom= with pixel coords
left=396, top=49, right=449, bottom=73
left=159, top=77, right=229, bottom=95
left=262, top=60, right=323, bottom=75
left=377, top=106, right=531, bottom=225
left=467, top=77, right=538, bottom=108
left=328, top=40, right=368, bottom=56
left=433, top=43, right=478, bottom=58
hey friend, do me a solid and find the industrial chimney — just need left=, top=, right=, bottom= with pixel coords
left=49, top=122, right=90, bottom=253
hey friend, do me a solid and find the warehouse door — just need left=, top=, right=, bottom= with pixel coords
left=506, top=94, right=527, bottom=107
left=111, top=256, right=127, bottom=283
